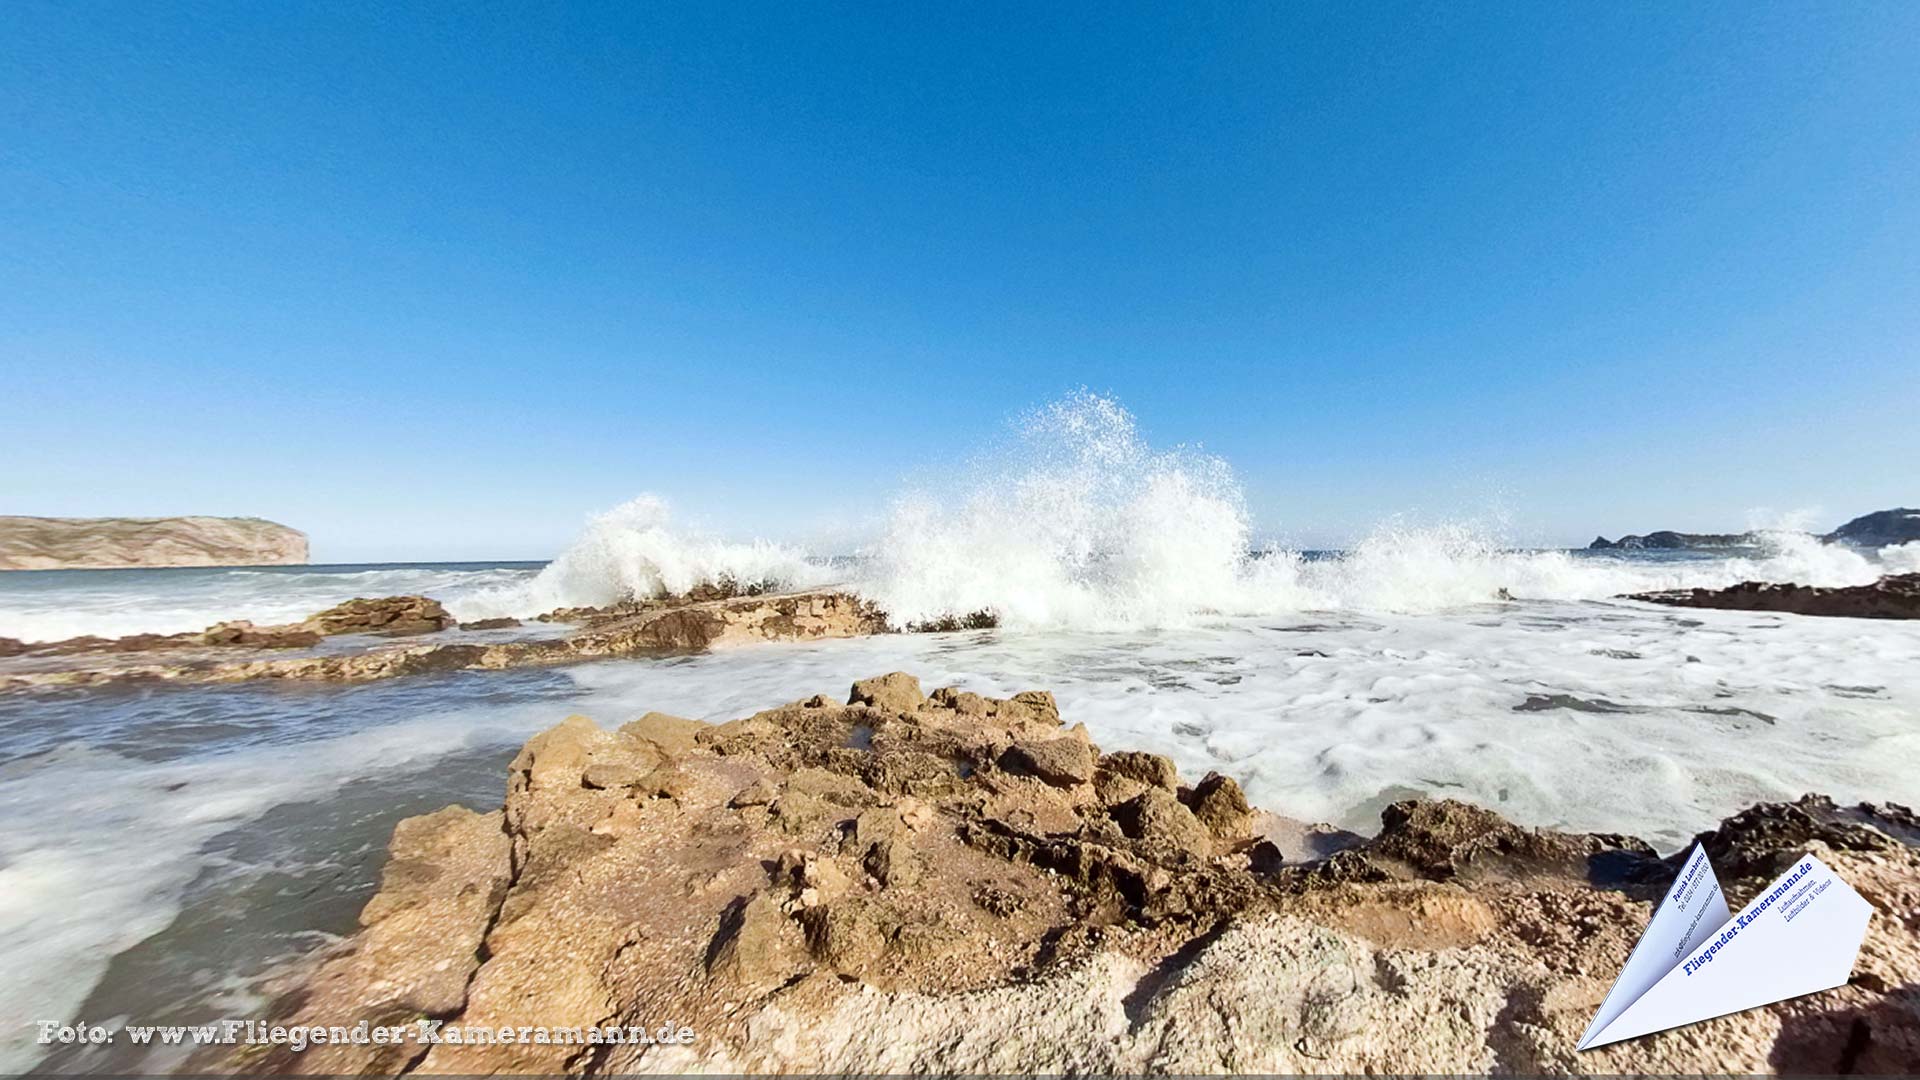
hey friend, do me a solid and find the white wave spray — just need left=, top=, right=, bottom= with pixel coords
left=851, top=392, right=1904, bottom=630
left=457, top=495, right=824, bottom=620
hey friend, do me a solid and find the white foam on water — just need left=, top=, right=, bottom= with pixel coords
left=0, top=565, right=540, bottom=644
left=561, top=600, right=1920, bottom=849
left=0, top=703, right=556, bottom=1071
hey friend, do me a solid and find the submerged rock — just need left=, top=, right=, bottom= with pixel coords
left=1626, top=573, right=1920, bottom=620
left=223, top=675, right=1920, bottom=1075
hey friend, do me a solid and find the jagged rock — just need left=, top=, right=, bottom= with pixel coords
left=1370, top=798, right=1656, bottom=883
left=848, top=671, right=926, bottom=712
left=1, top=589, right=889, bottom=690
left=1187, top=771, right=1254, bottom=841
left=1110, top=787, right=1215, bottom=859
left=300, top=595, right=456, bottom=636
left=1626, top=573, right=1920, bottom=620
left=931, top=686, right=993, bottom=716
left=1679, top=794, right=1901, bottom=883
left=707, top=893, right=804, bottom=987
left=1099, top=750, right=1179, bottom=789
left=999, top=736, right=1095, bottom=787
left=620, top=710, right=707, bottom=756
left=226, top=675, right=1920, bottom=1077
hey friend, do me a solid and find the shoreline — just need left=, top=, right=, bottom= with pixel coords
left=0, top=588, right=886, bottom=691
left=173, top=672, right=1918, bottom=1074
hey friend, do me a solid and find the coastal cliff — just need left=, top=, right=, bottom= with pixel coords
left=225, top=673, right=1920, bottom=1075
left=0, top=515, right=308, bottom=571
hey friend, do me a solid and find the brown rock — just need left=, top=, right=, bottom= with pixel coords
left=1625, top=572, right=1920, bottom=620
left=862, top=835, right=919, bottom=888
left=1110, top=787, right=1215, bottom=859
left=707, top=892, right=804, bottom=987
left=999, top=737, right=1095, bottom=787
left=1187, top=771, right=1254, bottom=841
left=619, top=710, right=708, bottom=756
left=849, top=671, right=927, bottom=713
left=931, top=686, right=993, bottom=716
left=1099, top=750, right=1179, bottom=791
left=459, top=616, right=522, bottom=631
left=730, top=777, right=778, bottom=807
left=582, top=762, right=646, bottom=790
left=301, top=595, right=456, bottom=636
left=800, top=899, right=890, bottom=971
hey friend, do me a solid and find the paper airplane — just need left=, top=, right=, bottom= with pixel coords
left=1579, top=843, right=1873, bottom=1050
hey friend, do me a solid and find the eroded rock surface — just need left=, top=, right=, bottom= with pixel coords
left=0, top=590, right=885, bottom=690
left=1626, top=573, right=1920, bottom=620
left=225, top=675, right=1920, bottom=1075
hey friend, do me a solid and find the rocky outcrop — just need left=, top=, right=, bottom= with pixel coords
left=1626, top=573, right=1920, bottom=620
left=224, top=675, right=1920, bottom=1075
left=0, top=590, right=886, bottom=690
left=299, top=596, right=454, bottom=636
left=1589, top=530, right=1758, bottom=551
left=1825, top=508, right=1920, bottom=548
left=0, top=595, right=458, bottom=661
left=0, top=515, right=307, bottom=570
left=1590, top=507, right=1920, bottom=552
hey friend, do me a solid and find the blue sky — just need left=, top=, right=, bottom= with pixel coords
left=4, top=2, right=1916, bottom=561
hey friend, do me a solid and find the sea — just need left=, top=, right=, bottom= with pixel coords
left=4, top=395, right=1918, bottom=1072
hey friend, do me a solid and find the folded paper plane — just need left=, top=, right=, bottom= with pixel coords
left=1578, top=843, right=1873, bottom=1049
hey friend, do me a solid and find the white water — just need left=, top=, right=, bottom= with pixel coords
left=1, top=395, right=1909, bottom=645
left=2, top=391, right=1916, bottom=1071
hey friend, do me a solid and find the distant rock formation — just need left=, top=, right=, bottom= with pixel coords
left=1591, top=505, right=1920, bottom=551
left=0, top=515, right=307, bottom=571
left=1823, top=507, right=1920, bottom=548
left=1627, top=573, right=1920, bottom=619
left=1588, top=530, right=1758, bottom=551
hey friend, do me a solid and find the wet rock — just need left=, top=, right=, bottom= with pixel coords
left=1626, top=573, right=1920, bottom=620
left=848, top=671, right=926, bottom=713
left=1681, top=794, right=1900, bottom=883
left=197, top=620, right=323, bottom=648
left=999, top=737, right=1095, bottom=787
left=1371, top=798, right=1656, bottom=883
left=459, top=616, right=522, bottom=631
left=301, top=595, right=456, bottom=636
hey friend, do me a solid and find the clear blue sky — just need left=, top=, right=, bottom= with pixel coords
left=4, top=2, right=1916, bottom=561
